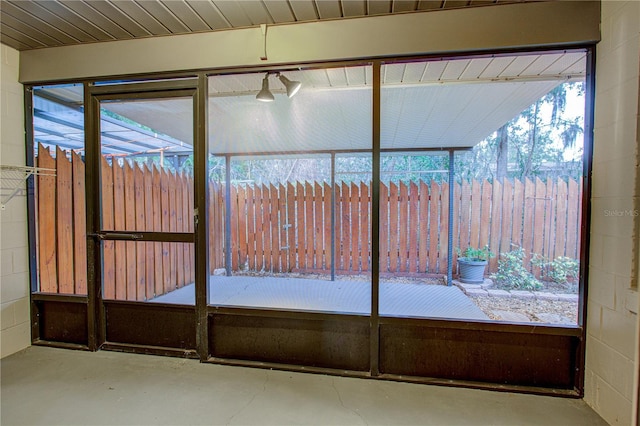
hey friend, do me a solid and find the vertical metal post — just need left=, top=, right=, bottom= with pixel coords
left=195, top=74, right=210, bottom=360
left=447, top=150, right=455, bottom=286
left=370, top=61, right=381, bottom=376
left=330, top=152, right=336, bottom=281
left=225, top=154, right=232, bottom=276
left=85, top=82, right=101, bottom=350
left=24, top=86, right=40, bottom=343
left=575, top=45, right=596, bottom=396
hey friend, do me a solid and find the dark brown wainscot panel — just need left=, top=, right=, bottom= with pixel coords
left=104, top=301, right=196, bottom=350
left=379, top=319, right=581, bottom=390
left=209, top=310, right=370, bottom=371
left=35, top=298, right=88, bottom=345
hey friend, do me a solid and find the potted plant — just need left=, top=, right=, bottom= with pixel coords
left=456, top=245, right=495, bottom=284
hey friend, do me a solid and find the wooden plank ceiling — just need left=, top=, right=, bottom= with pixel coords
left=1, top=0, right=533, bottom=51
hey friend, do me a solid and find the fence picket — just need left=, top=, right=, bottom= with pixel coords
left=237, top=185, right=248, bottom=270
left=71, top=151, right=87, bottom=295
left=428, top=182, right=439, bottom=273
left=56, top=147, right=74, bottom=294
left=469, top=180, right=481, bottom=250
left=399, top=182, right=409, bottom=272
left=152, top=166, right=163, bottom=297
left=554, top=179, right=568, bottom=259
left=418, top=181, right=428, bottom=273
left=576, top=180, right=583, bottom=260
left=144, top=165, right=155, bottom=299
left=544, top=178, right=557, bottom=262
left=500, top=180, right=513, bottom=262
left=124, top=162, right=137, bottom=300
left=351, top=182, right=362, bottom=272
left=532, top=178, right=546, bottom=276
left=175, top=173, right=184, bottom=288
left=458, top=180, right=471, bottom=252
left=323, top=183, right=332, bottom=271
left=254, top=184, right=265, bottom=272
left=479, top=180, right=491, bottom=250
left=160, top=169, right=171, bottom=294
left=439, top=182, right=449, bottom=274
left=279, top=184, right=288, bottom=271
left=112, top=161, right=127, bottom=300
left=452, top=182, right=460, bottom=272
left=230, top=185, right=239, bottom=271
left=181, top=174, right=190, bottom=285
left=388, top=182, right=399, bottom=273
left=522, top=179, right=535, bottom=269
left=567, top=179, right=579, bottom=259
left=271, top=184, right=281, bottom=272
left=246, top=185, right=256, bottom=271
left=342, top=182, right=353, bottom=271
left=334, top=184, right=343, bottom=271
left=37, top=145, right=57, bottom=293
left=187, top=176, right=195, bottom=283
left=409, top=182, right=419, bottom=273
left=310, top=183, right=319, bottom=270
left=287, top=183, right=296, bottom=272
left=295, top=182, right=305, bottom=271
left=101, top=156, right=116, bottom=299
left=489, top=180, right=502, bottom=272
left=302, top=182, right=312, bottom=270
left=511, top=179, right=524, bottom=252
left=360, top=182, right=370, bottom=272
left=134, top=164, right=146, bottom=300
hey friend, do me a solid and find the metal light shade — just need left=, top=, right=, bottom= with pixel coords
left=256, top=75, right=274, bottom=102
left=278, top=74, right=302, bottom=98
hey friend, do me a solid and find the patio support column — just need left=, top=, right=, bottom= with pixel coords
left=225, top=154, right=232, bottom=276
left=370, top=60, right=381, bottom=376
left=447, top=150, right=455, bottom=286
left=330, top=152, right=336, bottom=281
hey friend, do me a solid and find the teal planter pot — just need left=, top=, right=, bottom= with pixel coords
left=457, top=258, right=488, bottom=284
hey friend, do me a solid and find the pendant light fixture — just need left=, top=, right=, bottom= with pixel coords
left=256, top=74, right=275, bottom=102
left=276, top=73, right=302, bottom=98
left=256, top=72, right=302, bottom=102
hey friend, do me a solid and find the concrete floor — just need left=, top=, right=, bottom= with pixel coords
left=1, top=346, right=606, bottom=426
left=151, top=276, right=488, bottom=320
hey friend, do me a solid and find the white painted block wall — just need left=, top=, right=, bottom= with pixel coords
left=0, top=44, right=30, bottom=358
left=585, top=1, right=640, bottom=424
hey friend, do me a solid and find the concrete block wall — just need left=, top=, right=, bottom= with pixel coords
left=0, top=44, right=30, bottom=358
left=585, top=1, right=640, bottom=424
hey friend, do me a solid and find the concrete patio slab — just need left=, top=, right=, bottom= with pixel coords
left=151, top=275, right=488, bottom=320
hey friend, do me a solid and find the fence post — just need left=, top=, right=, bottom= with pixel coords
left=224, top=155, right=232, bottom=276
left=447, top=150, right=454, bottom=286
left=330, top=153, right=336, bottom=280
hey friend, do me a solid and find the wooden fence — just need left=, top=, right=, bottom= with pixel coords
left=36, top=146, right=582, bottom=298
left=223, top=178, right=582, bottom=277
left=37, top=145, right=196, bottom=300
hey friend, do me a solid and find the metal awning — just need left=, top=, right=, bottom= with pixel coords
left=34, top=51, right=586, bottom=156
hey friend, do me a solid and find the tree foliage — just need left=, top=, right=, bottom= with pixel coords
left=456, top=82, right=584, bottom=182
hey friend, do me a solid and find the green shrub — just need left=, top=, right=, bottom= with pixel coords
left=456, top=245, right=495, bottom=261
left=532, top=255, right=579, bottom=284
left=492, top=247, right=542, bottom=291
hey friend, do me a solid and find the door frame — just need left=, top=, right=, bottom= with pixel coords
left=84, top=77, right=209, bottom=355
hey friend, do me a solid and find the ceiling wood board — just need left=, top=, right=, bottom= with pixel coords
left=1, top=0, right=539, bottom=51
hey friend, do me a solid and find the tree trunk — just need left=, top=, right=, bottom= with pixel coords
left=523, top=100, right=540, bottom=177
left=496, top=123, right=509, bottom=181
